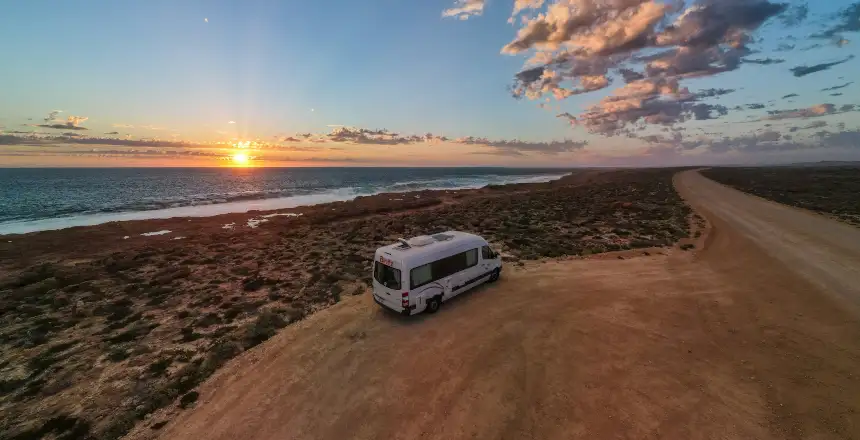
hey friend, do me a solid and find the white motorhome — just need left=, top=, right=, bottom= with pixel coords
left=372, top=231, right=502, bottom=315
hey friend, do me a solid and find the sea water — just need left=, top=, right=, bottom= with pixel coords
left=0, top=167, right=569, bottom=234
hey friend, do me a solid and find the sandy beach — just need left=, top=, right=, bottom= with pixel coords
left=0, top=168, right=693, bottom=439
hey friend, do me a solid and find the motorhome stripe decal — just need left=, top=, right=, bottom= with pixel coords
left=452, top=269, right=495, bottom=292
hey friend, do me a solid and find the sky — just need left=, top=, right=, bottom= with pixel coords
left=1, top=0, right=859, bottom=167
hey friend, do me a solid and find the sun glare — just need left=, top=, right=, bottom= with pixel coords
left=232, top=152, right=250, bottom=166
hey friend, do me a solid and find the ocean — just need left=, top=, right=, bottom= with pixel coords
left=0, top=167, right=569, bottom=235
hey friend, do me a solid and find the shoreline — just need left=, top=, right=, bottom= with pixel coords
left=0, top=172, right=571, bottom=236
left=1, top=172, right=589, bottom=263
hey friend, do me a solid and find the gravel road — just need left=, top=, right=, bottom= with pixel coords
left=679, top=169, right=860, bottom=310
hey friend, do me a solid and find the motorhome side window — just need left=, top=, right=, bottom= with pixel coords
left=465, top=248, right=477, bottom=266
left=411, top=264, right=433, bottom=288
left=374, top=262, right=401, bottom=290
left=411, top=248, right=479, bottom=289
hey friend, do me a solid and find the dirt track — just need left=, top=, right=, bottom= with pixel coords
left=130, top=170, right=860, bottom=440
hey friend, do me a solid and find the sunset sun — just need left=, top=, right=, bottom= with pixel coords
left=232, top=152, right=250, bottom=166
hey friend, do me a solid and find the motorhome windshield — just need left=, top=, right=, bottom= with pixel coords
left=374, top=261, right=402, bottom=290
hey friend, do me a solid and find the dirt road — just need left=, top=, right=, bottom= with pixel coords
left=681, top=169, right=860, bottom=310
left=130, top=170, right=860, bottom=440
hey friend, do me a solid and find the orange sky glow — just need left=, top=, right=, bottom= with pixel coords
left=0, top=138, right=637, bottom=167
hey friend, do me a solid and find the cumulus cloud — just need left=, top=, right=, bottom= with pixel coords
left=442, top=0, right=485, bottom=20
left=502, top=0, right=671, bottom=57
left=654, top=0, right=786, bottom=48
left=763, top=103, right=855, bottom=121
left=511, top=55, right=621, bottom=100
left=556, top=76, right=741, bottom=134
left=643, top=45, right=747, bottom=78
left=694, top=88, right=735, bottom=98
left=34, top=110, right=88, bottom=130
left=493, top=0, right=787, bottom=135
left=22, top=124, right=589, bottom=158
left=746, top=103, right=766, bottom=110
left=556, top=77, right=690, bottom=133
left=456, top=136, right=587, bottom=155
left=790, top=55, right=855, bottom=77
left=512, top=0, right=545, bottom=16
left=781, top=93, right=799, bottom=99
left=104, top=131, right=120, bottom=135
left=766, top=104, right=834, bottom=120
left=292, top=125, right=586, bottom=155
left=66, top=116, right=88, bottom=127
left=36, top=113, right=89, bottom=131
left=326, top=127, right=443, bottom=145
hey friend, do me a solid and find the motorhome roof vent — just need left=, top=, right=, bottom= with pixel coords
left=394, top=238, right=411, bottom=250
left=432, top=233, right=454, bottom=242
left=407, top=235, right=435, bottom=247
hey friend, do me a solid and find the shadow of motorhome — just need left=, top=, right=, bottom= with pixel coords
left=373, top=276, right=502, bottom=325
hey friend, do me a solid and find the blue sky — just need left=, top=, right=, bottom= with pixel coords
left=1, top=0, right=859, bottom=166
left=0, top=1, right=555, bottom=138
